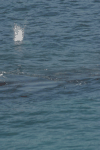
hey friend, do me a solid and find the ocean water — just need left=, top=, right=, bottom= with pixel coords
left=0, top=0, right=100, bottom=149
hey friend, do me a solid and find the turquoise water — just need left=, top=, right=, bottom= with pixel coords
left=0, top=0, right=100, bottom=149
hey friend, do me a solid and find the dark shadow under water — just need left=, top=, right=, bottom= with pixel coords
left=0, top=71, right=100, bottom=100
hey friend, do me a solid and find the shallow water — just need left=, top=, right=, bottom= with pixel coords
left=0, top=0, right=100, bottom=149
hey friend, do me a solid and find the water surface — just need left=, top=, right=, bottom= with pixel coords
left=0, top=0, right=100, bottom=149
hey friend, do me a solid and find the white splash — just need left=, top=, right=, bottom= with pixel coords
left=0, top=73, right=3, bottom=77
left=13, top=24, right=24, bottom=42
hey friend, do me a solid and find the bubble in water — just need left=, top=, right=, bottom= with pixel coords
left=13, top=24, right=24, bottom=42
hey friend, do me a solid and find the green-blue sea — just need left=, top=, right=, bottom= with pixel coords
left=0, top=0, right=100, bottom=149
